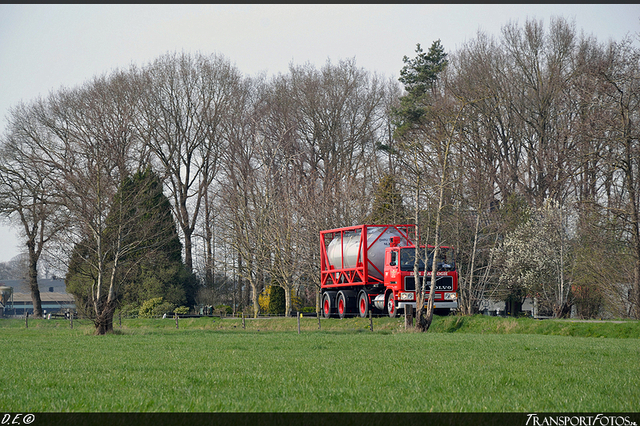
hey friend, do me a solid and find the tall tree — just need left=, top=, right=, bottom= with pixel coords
left=286, top=59, right=390, bottom=310
left=0, top=102, right=66, bottom=318
left=66, top=168, right=193, bottom=318
left=35, top=70, right=144, bottom=334
left=587, top=36, right=640, bottom=318
left=500, top=17, right=580, bottom=206
left=136, top=52, right=240, bottom=274
left=395, top=40, right=458, bottom=331
left=365, top=173, right=408, bottom=224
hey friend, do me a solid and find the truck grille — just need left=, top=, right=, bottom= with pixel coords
left=404, top=275, right=453, bottom=291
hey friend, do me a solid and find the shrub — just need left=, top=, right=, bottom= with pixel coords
left=173, top=306, right=190, bottom=315
left=215, top=304, right=232, bottom=315
left=139, top=297, right=175, bottom=318
left=117, top=304, right=141, bottom=318
left=258, top=287, right=270, bottom=313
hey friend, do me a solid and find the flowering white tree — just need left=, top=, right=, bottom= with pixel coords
left=495, top=198, right=574, bottom=317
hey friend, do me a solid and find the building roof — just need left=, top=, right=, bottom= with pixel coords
left=0, top=278, right=67, bottom=294
left=11, top=292, right=75, bottom=303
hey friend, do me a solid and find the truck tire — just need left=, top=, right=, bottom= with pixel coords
left=387, top=292, right=398, bottom=318
left=322, top=291, right=337, bottom=319
left=336, top=290, right=357, bottom=319
left=357, top=291, right=369, bottom=318
left=337, top=292, right=348, bottom=319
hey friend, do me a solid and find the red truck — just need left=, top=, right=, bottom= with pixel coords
left=319, top=224, right=458, bottom=318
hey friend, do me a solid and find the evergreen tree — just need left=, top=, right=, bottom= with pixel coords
left=267, top=283, right=286, bottom=316
left=396, top=40, right=448, bottom=133
left=65, top=239, right=96, bottom=318
left=115, top=168, right=195, bottom=309
left=394, top=40, right=451, bottom=332
left=366, top=174, right=407, bottom=224
left=66, top=168, right=196, bottom=317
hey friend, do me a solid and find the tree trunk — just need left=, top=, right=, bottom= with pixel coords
left=418, top=152, right=448, bottom=332
left=183, top=227, right=194, bottom=274
left=27, top=245, right=43, bottom=318
left=316, top=284, right=321, bottom=316
left=252, top=279, right=260, bottom=318
left=94, top=300, right=115, bottom=335
left=463, top=205, right=482, bottom=315
left=204, top=190, right=215, bottom=287
left=413, top=180, right=424, bottom=330
left=252, top=269, right=263, bottom=318
left=634, top=258, right=640, bottom=320
left=284, top=283, right=292, bottom=317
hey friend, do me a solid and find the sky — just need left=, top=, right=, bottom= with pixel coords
left=0, top=4, right=639, bottom=263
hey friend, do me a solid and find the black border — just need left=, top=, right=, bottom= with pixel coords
left=10, top=412, right=640, bottom=426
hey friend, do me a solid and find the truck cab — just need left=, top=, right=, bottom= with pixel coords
left=381, top=240, right=458, bottom=317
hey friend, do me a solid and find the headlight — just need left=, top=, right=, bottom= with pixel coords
left=444, top=292, right=458, bottom=300
left=399, top=292, right=414, bottom=300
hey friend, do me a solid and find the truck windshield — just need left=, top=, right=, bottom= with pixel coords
left=399, top=247, right=455, bottom=271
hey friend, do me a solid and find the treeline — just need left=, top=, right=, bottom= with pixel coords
left=0, top=17, right=638, bottom=332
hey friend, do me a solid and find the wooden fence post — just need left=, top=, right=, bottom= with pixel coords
left=317, top=312, right=321, bottom=330
left=25, top=311, right=28, bottom=328
left=242, top=312, right=246, bottom=329
left=405, top=307, right=414, bottom=330
left=297, top=312, right=301, bottom=334
left=175, top=313, right=179, bottom=329
left=369, top=310, right=373, bottom=332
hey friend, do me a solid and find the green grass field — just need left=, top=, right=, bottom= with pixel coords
left=0, top=315, right=638, bottom=412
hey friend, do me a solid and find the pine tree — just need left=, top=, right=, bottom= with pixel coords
left=396, top=40, right=448, bottom=134
left=267, top=283, right=286, bottom=316
left=115, top=168, right=195, bottom=309
left=366, top=174, right=407, bottom=224
left=394, top=39, right=451, bottom=332
left=66, top=168, right=196, bottom=321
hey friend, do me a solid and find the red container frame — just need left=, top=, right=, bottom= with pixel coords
left=319, top=224, right=417, bottom=289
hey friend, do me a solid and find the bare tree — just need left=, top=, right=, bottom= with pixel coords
left=136, top=52, right=240, bottom=274
left=447, top=29, right=534, bottom=314
left=31, top=70, right=151, bottom=333
left=285, top=59, right=390, bottom=310
left=216, top=74, right=269, bottom=317
left=0, top=102, right=67, bottom=318
left=586, top=36, right=640, bottom=318
left=500, top=17, right=581, bottom=207
left=448, top=18, right=588, bottom=316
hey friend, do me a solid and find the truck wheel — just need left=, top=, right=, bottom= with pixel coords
left=322, top=292, right=334, bottom=319
left=357, top=291, right=369, bottom=318
left=337, top=292, right=347, bottom=319
left=387, top=292, right=397, bottom=318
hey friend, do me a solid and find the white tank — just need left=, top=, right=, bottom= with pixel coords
left=326, top=226, right=408, bottom=280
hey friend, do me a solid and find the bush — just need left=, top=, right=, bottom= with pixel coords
left=258, top=288, right=270, bottom=313
left=215, top=304, right=232, bottom=315
left=173, top=306, right=190, bottom=315
left=139, top=297, right=175, bottom=318
left=242, top=305, right=256, bottom=318
left=117, top=304, right=141, bottom=318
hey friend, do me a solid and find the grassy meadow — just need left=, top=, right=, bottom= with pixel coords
left=0, top=315, right=638, bottom=412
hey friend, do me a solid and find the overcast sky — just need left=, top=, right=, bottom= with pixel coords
left=0, top=4, right=639, bottom=263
